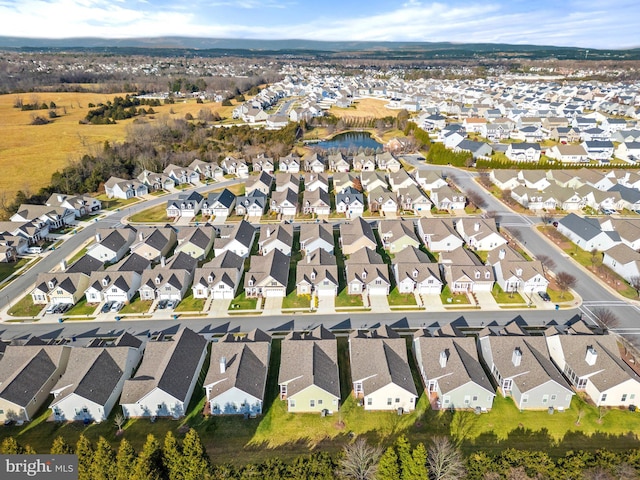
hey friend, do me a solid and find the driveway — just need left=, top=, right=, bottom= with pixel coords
left=474, top=290, right=498, bottom=310
left=317, top=295, right=336, bottom=314
left=208, top=299, right=231, bottom=317
left=263, top=296, right=283, bottom=315
left=367, top=295, right=390, bottom=312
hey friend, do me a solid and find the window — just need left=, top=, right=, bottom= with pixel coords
left=157, top=404, right=163, bottom=410
left=111, top=288, right=117, bottom=293
left=472, top=396, right=478, bottom=402
left=542, top=395, right=549, bottom=404
left=289, top=399, right=296, bottom=408
left=318, top=399, right=323, bottom=405
left=601, top=393, right=607, bottom=402
left=622, top=394, right=628, bottom=402
left=551, top=394, right=557, bottom=401
left=387, top=398, right=392, bottom=406
left=631, top=394, right=636, bottom=400
left=522, top=395, right=528, bottom=403
left=395, top=398, right=400, bottom=403
left=310, top=400, right=315, bottom=408
left=367, top=398, right=372, bottom=406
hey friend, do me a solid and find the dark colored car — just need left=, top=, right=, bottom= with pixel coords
left=157, top=299, right=168, bottom=310
left=101, top=301, right=114, bottom=313
left=538, top=291, right=551, bottom=302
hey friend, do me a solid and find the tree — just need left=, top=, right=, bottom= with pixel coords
left=427, top=436, right=465, bottom=480
left=395, top=435, right=413, bottom=480
left=407, top=443, right=429, bottom=480
left=51, top=436, right=73, bottom=454
left=114, top=412, right=125, bottom=433
left=115, top=439, right=137, bottom=480
left=376, top=446, right=400, bottom=480
left=131, top=434, right=163, bottom=480
left=536, top=255, right=556, bottom=276
left=466, top=190, right=488, bottom=209
left=163, top=431, right=183, bottom=480
left=1, top=437, right=24, bottom=454
left=540, top=211, right=555, bottom=225
left=90, top=437, right=117, bottom=480
left=591, top=307, right=620, bottom=330
left=555, top=271, right=577, bottom=299
left=629, top=275, right=640, bottom=297
left=590, top=248, right=601, bottom=267
left=76, top=435, right=94, bottom=480
left=181, top=429, right=210, bottom=480
left=338, top=438, right=381, bottom=480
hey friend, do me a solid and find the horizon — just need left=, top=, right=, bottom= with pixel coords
left=1, top=0, right=639, bottom=50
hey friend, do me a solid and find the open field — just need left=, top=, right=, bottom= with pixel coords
left=0, top=92, right=236, bottom=201
left=330, top=98, right=393, bottom=119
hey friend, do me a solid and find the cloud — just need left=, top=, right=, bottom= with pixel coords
left=0, top=0, right=638, bottom=49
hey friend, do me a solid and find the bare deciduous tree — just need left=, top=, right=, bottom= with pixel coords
left=629, top=276, right=640, bottom=297
left=540, top=211, right=555, bottom=225
left=537, top=255, right=556, bottom=276
left=114, top=413, right=125, bottom=433
left=556, top=271, right=577, bottom=299
left=591, top=307, right=620, bottom=330
left=338, top=438, right=382, bottom=480
left=427, top=436, right=466, bottom=480
left=466, top=190, right=488, bottom=209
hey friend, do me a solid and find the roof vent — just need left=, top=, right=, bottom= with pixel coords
left=585, top=346, right=598, bottom=366
left=439, top=350, right=448, bottom=368
left=512, top=347, right=522, bottom=367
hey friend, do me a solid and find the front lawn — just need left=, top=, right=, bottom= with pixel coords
left=65, top=298, right=98, bottom=316
left=282, top=291, right=311, bottom=310
left=492, top=284, right=525, bottom=304
left=0, top=257, right=30, bottom=283
left=129, top=204, right=169, bottom=223
left=94, top=194, right=140, bottom=211
left=440, top=285, right=471, bottom=305
left=335, top=289, right=364, bottom=307
left=120, top=296, right=152, bottom=314
left=174, top=293, right=206, bottom=312
left=228, top=292, right=258, bottom=311
left=8, top=295, right=44, bottom=317
left=387, top=287, right=417, bottom=306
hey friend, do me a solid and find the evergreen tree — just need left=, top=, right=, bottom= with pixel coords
left=115, top=439, right=136, bottom=480
left=24, top=445, right=37, bottom=455
left=182, top=429, right=210, bottom=480
left=163, top=431, right=183, bottom=480
left=131, top=434, right=163, bottom=480
left=408, top=443, right=428, bottom=480
left=90, top=437, right=116, bottom=480
left=395, top=435, right=413, bottom=480
left=376, top=446, right=400, bottom=480
left=76, top=435, right=94, bottom=480
left=51, top=436, right=73, bottom=454
left=0, top=437, right=24, bottom=454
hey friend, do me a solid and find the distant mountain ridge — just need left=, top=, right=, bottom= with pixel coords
left=0, top=36, right=638, bottom=60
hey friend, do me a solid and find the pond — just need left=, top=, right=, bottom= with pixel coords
left=313, top=131, right=383, bottom=151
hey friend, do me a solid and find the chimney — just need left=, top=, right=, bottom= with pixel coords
left=474, top=222, right=480, bottom=232
left=512, top=347, right=522, bottom=367
left=57, top=194, right=63, bottom=202
left=499, top=248, right=505, bottom=260
left=160, top=256, right=166, bottom=267
left=139, top=232, right=144, bottom=242
left=60, top=260, right=67, bottom=271
left=439, top=350, right=448, bottom=368
left=585, top=346, right=598, bottom=366
left=307, top=253, right=312, bottom=263
left=266, top=227, right=272, bottom=238
left=95, top=232, right=102, bottom=243
left=219, top=356, right=227, bottom=374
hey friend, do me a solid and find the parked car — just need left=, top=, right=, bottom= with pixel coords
left=101, top=301, right=114, bottom=313
left=45, top=304, right=56, bottom=314
left=600, top=208, right=616, bottom=215
left=157, top=299, right=168, bottom=310
left=538, top=291, right=551, bottom=302
left=166, top=299, right=177, bottom=309
left=59, top=303, right=72, bottom=313
left=110, top=301, right=123, bottom=312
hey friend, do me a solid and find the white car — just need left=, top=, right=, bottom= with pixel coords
left=110, top=301, right=124, bottom=312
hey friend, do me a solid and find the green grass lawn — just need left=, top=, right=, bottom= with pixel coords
left=387, top=287, right=418, bottom=306
left=492, top=284, right=525, bottom=304
left=335, top=289, right=364, bottom=308
left=128, top=204, right=169, bottom=223
left=229, top=292, right=258, bottom=311
left=547, top=288, right=574, bottom=303
left=440, top=285, right=471, bottom=305
left=0, top=257, right=30, bottom=283
left=120, top=296, right=152, bottom=314
left=66, top=245, right=91, bottom=265
left=93, top=194, right=140, bottom=211
left=282, top=291, right=311, bottom=309
left=8, top=295, right=44, bottom=317
left=65, top=297, right=98, bottom=316
left=174, top=293, right=206, bottom=312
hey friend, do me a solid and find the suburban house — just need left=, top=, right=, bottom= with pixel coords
left=505, top=143, right=542, bottom=162
left=11, top=205, right=75, bottom=231
left=388, top=169, right=417, bottom=191
left=413, top=332, right=495, bottom=411
left=163, top=164, right=200, bottom=185
left=335, top=187, right=365, bottom=218
left=220, top=157, right=249, bottom=178
left=201, top=189, right=236, bottom=218
left=454, top=139, right=493, bottom=159
left=166, top=191, right=204, bottom=218
left=278, top=326, right=340, bottom=413
left=49, top=334, right=143, bottom=423
left=333, top=172, right=360, bottom=193
left=490, top=170, right=521, bottom=191
left=31, top=272, right=91, bottom=306
left=440, top=247, right=495, bottom=293
left=546, top=333, right=640, bottom=407
left=104, top=177, right=148, bottom=199
left=138, top=253, right=196, bottom=302
left=270, top=188, right=298, bottom=217
left=252, top=154, right=275, bottom=174
left=417, top=218, right=464, bottom=252
left=360, top=171, right=388, bottom=192
left=455, top=218, right=507, bottom=251
left=415, top=170, right=448, bottom=192
left=192, top=250, right=244, bottom=300
left=175, top=226, right=215, bottom=260
left=279, top=154, right=301, bottom=173
left=349, top=326, right=418, bottom=412
left=137, top=170, right=175, bottom=192
left=602, top=243, right=640, bottom=282
left=244, top=249, right=290, bottom=298
left=188, top=159, right=216, bottom=179
left=304, top=172, right=330, bottom=192
left=302, top=188, right=331, bottom=216
left=87, top=228, right=137, bottom=263
left=393, top=246, right=442, bottom=295
left=0, top=343, right=71, bottom=423
left=274, top=173, right=301, bottom=193
left=245, top=171, right=274, bottom=196
left=557, top=213, right=621, bottom=251
left=378, top=219, right=420, bottom=253
left=213, top=220, right=256, bottom=258
left=296, top=249, right=339, bottom=297
left=328, top=152, right=351, bottom=172
left=430, top=186, right=466, bottom=211
left=339, top=217, right=378, bottom=255
left=299, top=223, right=334, bottom=254
left=377, top=152, right=402, bottom=172
left=120, top=328, right=208, bottom=418
left=46, top=193, right=101, bottom=218
left=303, top=153, right=326, bottom=173
left=397, top=185, right=432, bottom=215
left=486, top=246, right=549, bottom=294
left=345, top=247, right=391, bottom=296
left=368, top=188, right=398, bottom=216
left=204, top=329, right=272, bottom=416
left=84, top=270, right=142, bottom=305
left=235, top=191, right=267, bottom=218
left=129, top=227, right=177, bottom=262
left=258, top=224, right=294, bottom=256
left=478, top=334, right=574, bottom=410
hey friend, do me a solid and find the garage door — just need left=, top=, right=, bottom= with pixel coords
left=159, top=293, right=178, bottom=301
left=316, top=287, right=336, bottom=297
left=212, top=290, right=234, bottom=300
left=418, top=285, right=439, bottom=295
left=264, top=288, right=285, bottom=298
left=367, top=286, right=388, bottom=296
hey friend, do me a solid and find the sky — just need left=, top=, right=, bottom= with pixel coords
left=0, top=0, right=639, bottom=49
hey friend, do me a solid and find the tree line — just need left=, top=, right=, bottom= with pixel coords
left=82, top=95, right=162, bottom=124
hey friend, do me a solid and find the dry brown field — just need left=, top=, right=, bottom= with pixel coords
left=329, top=97, right=394, bottom=119
left=0, top=91, right=234, bottom=201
